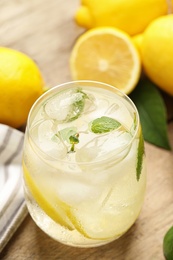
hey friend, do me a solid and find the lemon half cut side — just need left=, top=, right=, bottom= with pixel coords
left=70, top=27, right=141, bottom=95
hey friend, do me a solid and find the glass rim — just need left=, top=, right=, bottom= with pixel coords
left=26, top=80, right=140, bottom=166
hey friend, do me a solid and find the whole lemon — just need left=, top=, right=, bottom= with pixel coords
left=141, top=14, right=173, bottom=96
left=0, top=47, right=44, bottom=128
left=75, top=0, right=172, bottom=36
left=132, top=33, right=143, bottom=59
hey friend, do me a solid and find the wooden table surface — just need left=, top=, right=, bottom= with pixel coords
left=1, top=1, right=173, bottom=259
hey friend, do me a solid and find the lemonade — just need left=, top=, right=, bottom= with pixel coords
left=22, top=81, right=146, bottom=247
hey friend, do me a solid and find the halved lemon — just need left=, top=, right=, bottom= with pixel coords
left=70, top=27, right=141, bottom=94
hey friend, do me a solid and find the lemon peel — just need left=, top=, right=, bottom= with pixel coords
left=0, top=47, right=44, bottom=128
left=75, top=0, right=171, bottom=36
left=141, top=14, right=173, bottom=96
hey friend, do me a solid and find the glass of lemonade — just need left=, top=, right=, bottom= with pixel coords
left=22, top=80, right=146, bottom=248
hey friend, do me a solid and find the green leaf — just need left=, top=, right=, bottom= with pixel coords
left=163, top=226, right=173, bottom=260
left=90, top=116, right=121, bottom=134
left=69, top=134, right=79, bottom=152
left=136, top=131, right=144, bottom=181
left=69, top=134, right=79, bottom=144
left=58, top=127, right=79, bottom=153
left=130, top=79, right=171, bottom=150
left=59, top=127, right=77, bottom=143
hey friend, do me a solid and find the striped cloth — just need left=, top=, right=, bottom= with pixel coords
left=0, top=124, right=27, bottom=253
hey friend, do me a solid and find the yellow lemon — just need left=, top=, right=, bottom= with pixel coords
left=132, top=34, right=143, bottom=59
left=141, top=14, right=173, bottom=96
left=70, top=27, right=141, bottom=94
left=0, top=47, right=45, bottom=128
left=75, top=0, right=172, bottom=36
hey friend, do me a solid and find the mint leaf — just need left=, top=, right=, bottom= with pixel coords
left=58, top=127, right=79, bottom=152
left=136, top=131, right=144, bottom=181
left=69, top=133, right=79, bottom=152
left=90, top=116, right=121, bottom=134
left=163, top=226, right=173, bottom=260
left=130, top=79, right=171, bottom=150
left=69, top=134, right=79, bottom=144
left=59, top=127, right=77, bottom=143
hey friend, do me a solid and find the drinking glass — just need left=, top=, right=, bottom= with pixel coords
left=22, top=80, right=146, bottom=248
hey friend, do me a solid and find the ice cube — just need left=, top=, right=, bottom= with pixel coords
left=105, top=100, right=133, bottom=130
left=92, top=98, right=109, bottom=118
left=56, top=176, right=101, bottom=206
left=30, top=120, right=67, bottom=159
left=44, top=88, right=96, bottom=123
left=83, top=93, right=96, bottom=114
left=105, top=103, right=119, bottom=115
left=76, top=130, right=132, bottom=163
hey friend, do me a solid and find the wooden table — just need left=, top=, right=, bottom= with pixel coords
left=1, top=1, right=173, bottom=259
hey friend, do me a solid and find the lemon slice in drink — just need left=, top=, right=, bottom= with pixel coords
left=70, top=27, right=141, bottom=94
left=23, top=163, right=122, bottom=240
left=68, top=206, right=127, bottom=240
left=23, top=163, right=74, bottom=230
left=23, top=161, right=135, bottom=240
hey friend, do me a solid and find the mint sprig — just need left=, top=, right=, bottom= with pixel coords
left=60, top=127, right=79, bottom=152
left=59, top=127, right=77, bottom=143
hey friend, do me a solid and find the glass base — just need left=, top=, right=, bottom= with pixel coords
left=25, top=189, right=127, bottom=248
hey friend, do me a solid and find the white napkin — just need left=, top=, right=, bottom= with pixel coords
left=0, top=124, right=27, bottom=253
